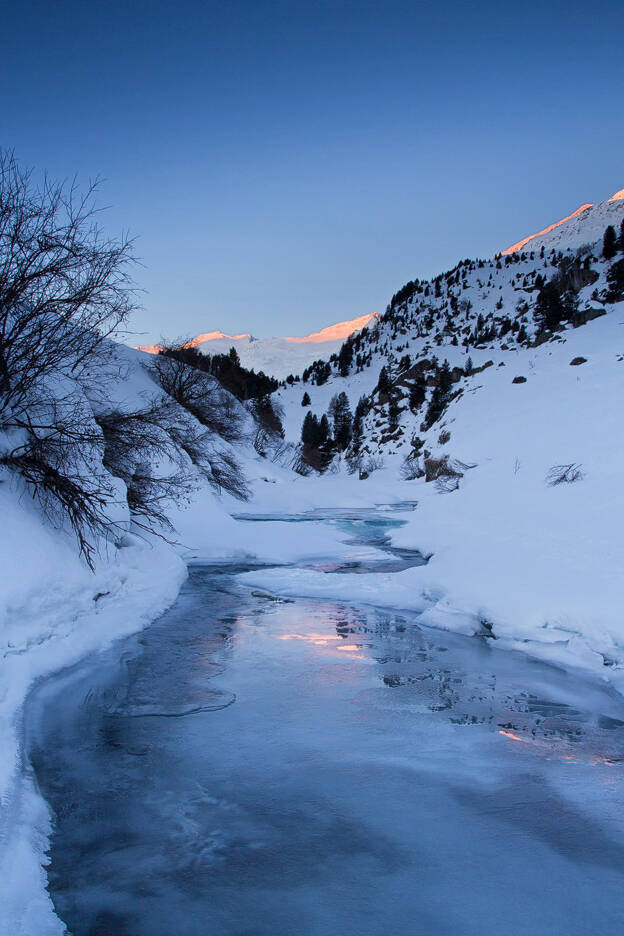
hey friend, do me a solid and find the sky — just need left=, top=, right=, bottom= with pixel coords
left=1, top=0, right=622, bottom=344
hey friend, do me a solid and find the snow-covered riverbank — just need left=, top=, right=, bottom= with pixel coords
left=243, top=307, right=624, bottom=692
left=0, top=468, right=360, bottom=934
left=24, top=541, right=624, bottom=936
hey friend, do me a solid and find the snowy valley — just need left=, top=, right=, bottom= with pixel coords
left=3, top=180, right=624, bottom=934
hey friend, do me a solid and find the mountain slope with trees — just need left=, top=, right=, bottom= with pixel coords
left=239, top=188, right=624, bottom=692
left=273, top=190, right=624, bottom=476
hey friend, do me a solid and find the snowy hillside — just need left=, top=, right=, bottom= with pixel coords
left=503, top=188, right=624, bottom=255
left=138, top=313, right=378, bottom=380
left=274, top=189, right=624, bottom=457
left=247, top=189, right=624, bottom=686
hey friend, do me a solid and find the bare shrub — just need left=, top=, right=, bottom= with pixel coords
left=425, top=455, right=475, bottom=492
left=151, top=356, right=245, bottom=444
left=96, top=400, right=194, bottom=534
left=252, top=426, right=272, bottom=457
left=124, top=461, right=191, bottom=535
left=546, top=463, right=584, bottom=486
left=359, top=454, right=384, bottom=479
left=435, top=474, right=461, bottom=493
left=400, top=455, right=425, bottom=480
left=0, top=404, right=115, bottom=567
left=201, top=446, right=250, bottom=500
left=424, top=455, right=458, bottom=482
left=424, top=455, right=475, bottom=483
left=0, top=153, right=252, bottom=560
left=438, top=429, right=451, bottom=445
left=97, top=397, right=249, bottom=536
left=290, top=450, right=313, bottom=477
left=150, top=408, right=249, bottom=502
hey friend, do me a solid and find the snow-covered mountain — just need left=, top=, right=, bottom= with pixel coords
left=264, top=186, right=624, bottom=688
left=138, top=312, right=378, bottom=380
left=274, top=188, right=624, bottom=453
left=502, top=187, right=624, bottom=255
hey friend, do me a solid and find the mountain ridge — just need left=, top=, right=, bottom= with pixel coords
left=138, top=313, right=379, bottom=379
left=503, top=188, right=624, bottom=255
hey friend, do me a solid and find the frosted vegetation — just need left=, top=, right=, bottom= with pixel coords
left=1, top=151, right=624, bottom=933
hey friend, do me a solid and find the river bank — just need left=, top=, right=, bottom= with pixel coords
left=23, top=507, right=624, bottom=935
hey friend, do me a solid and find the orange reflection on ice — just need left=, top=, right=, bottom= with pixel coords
left=498, top=729, right=532, bottom=744
left=279, top=633, right=342, bottom=646
left=499, top=728, right=576, bottom=760
left=277, top=634, right=366, bottom=657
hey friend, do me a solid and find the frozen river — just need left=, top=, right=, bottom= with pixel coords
left=25, top=510, right=624, bottom=934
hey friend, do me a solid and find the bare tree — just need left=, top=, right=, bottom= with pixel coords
left=0, top=151, right=137, bottom=563
left=97, top=395, right=250, bottom=519
left=0, top=390, right=115, bottom=566
left=0, top=151, right=137, bottom=430
left=0, top=152, right=253, bottom=563
left=150, top=355, right=245, bottom=444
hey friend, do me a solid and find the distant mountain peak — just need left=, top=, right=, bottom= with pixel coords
left=136, top=313, right=379, bottom=380
left=284, top=313, right=378, bottom=344
left=185, top=330, right=253, bottom=346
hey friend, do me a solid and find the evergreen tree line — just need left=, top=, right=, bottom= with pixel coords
left=602, top=220, right=624, bottom=261
left=158, top=344, right=278, bottom=401
left=300, top=391, right=371, bottom=468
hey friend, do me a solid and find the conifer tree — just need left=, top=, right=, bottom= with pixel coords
left=301, top=391, right=311, bottom=407
left=534, top=281, right=565, bottom=332
left=376, top=366, right=391, bottom=396
left=338, top=341, right=354, bottom=377
left=328, top=392, right=352, bottom=449
left=438, top=360, right=453, bottom=394
left=301, top=411, right=317, bottom=444
left=350, top=396, right=368, bottom=454
left=388, top=393, right=400, bottom=428
left=409, top=376, right=426, bottom=410
left=603, top=225, right=617, bottom=261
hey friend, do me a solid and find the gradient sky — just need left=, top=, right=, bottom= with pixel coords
left=2, top=0, right=622, bottom=344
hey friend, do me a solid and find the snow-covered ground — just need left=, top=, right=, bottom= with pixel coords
left=249, top=193, right=624, bottom=692
left=243, top=305, right=624, bottom=690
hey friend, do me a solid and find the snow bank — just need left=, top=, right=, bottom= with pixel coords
left=242, top=304, right=624, bottom=692
left=0, top=484, right=187, bottom=934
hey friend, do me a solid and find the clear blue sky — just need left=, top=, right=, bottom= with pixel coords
left=2, top=0, right=622, bottom=344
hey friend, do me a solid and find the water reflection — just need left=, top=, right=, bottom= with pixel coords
left=269, top=600, right=624, bottom=763
left=25, top=563, right=624, bottom=936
